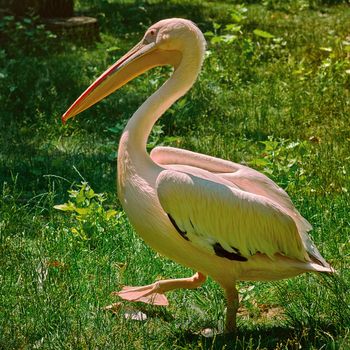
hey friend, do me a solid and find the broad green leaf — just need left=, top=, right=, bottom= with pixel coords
left=69, top=189, right=79, bottom=198
left=86, top=188, right=95, bottom=199
left=319, top=47, right=332, bottom=52
left=250, top=158, right=269, bottom=167
left=260, top=140, right=279, bottom=151
left=211, top=36, right=223, bottom=44
left=75, top=207, right=91, bottom=215
left=253, top=29, right=274, bottom=38
left=71, top=227, right=88, bottom=240
left=54, top=202, right=75, bottom=211
left=106, top=209, right=118, bottom=220
left=231, top=13, right=243, bottom=22
left=106, top=46, right=120, bottom=53
left=225, top=24, right=241, bottom=32
left=204, top=31, right=214, bottom=37
left=108, top=125, right=124, bottom=134
left=76, top=188, right=86, bottom=205
left=222, top=34, right=237, bottom=43
left=163, top=136, right=181, bottom=144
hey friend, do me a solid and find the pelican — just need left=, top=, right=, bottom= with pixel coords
left=62, top=18, right=333, bottom=333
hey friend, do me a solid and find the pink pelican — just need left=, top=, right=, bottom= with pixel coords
left=62, top=18, right=333, bottom=333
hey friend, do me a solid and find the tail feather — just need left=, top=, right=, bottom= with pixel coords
left=308, top=261, right=335, bottom=274
left=293, top=213, right=331, bottom=270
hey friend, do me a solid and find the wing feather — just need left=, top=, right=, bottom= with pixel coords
left=156, top=170, right=309, bottom=262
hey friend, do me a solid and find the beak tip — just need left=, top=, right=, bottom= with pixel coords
left=61, top=113, right=68, bottom=125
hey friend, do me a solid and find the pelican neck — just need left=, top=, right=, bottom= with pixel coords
left=122, top=49, right=203, bottom=157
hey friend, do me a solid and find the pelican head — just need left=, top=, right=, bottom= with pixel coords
left=62, top=18, right=205, bottom=123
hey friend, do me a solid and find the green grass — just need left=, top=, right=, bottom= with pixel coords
left=1, top=0, right=349, bottom=349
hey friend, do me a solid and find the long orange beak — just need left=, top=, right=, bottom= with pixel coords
left=62, top=41, right=182, bottom=123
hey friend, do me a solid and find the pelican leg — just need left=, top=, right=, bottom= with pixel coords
left=224, top=286, right=239, bottom=334
left=113, top=272, right=206, bottom=306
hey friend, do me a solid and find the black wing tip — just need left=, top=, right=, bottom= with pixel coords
left=167, top=213, right=190, bottom=241
left=213, top=243, right=248, bottom=262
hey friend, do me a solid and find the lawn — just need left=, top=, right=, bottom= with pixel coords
left=0, top=0, right=349, bottom=349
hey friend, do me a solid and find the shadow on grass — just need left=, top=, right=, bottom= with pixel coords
left=176, top=322, right=339, bottom=349
left=0, top=147, right=117, bottom=203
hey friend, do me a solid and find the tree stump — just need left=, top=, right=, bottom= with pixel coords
left=1, top=0, right=74, bottom=17
left=43, top=16, right=99, bottom=44
left=1, top=0, right=100, bottom=44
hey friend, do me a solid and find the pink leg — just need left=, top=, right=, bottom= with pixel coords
left=224, top=286, right=239, bottom=334
left=113, top=272, right=206, bottom=306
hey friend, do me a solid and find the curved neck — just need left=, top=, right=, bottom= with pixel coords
left=123, top=49, right=203, bottom=156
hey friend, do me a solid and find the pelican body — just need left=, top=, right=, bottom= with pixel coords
left=62, top=18, right=333, bottom=333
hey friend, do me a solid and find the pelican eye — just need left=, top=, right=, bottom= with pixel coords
left=143, top=28, right=157, bottom=44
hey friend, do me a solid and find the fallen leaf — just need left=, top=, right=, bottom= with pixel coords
left=124, top=308, right=147, bottom=321
left=104, top=303, right=148, bottom=321
left=46, top=260, right=66, bottom=268
left=201, top=328, right=216, bottom=338
left=104, top=302, right=123, bottom=314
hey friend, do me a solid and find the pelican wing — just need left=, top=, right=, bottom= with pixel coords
left=151, top=147, right=300, bottom=217
left=156, top=169, right=310, bottom=263
left=151, top=146, right=309, bottom=228
left=151, top=146, right=328, bottom=266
